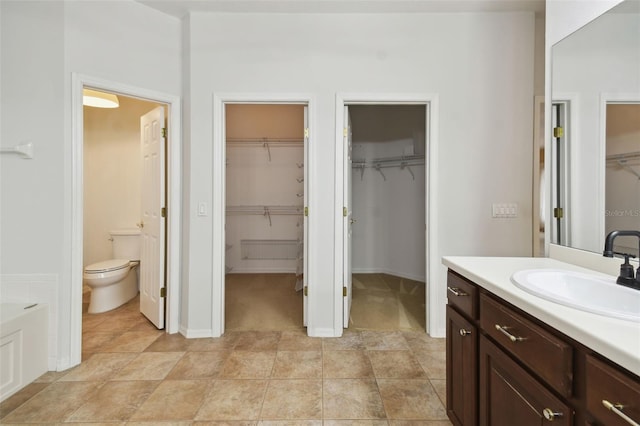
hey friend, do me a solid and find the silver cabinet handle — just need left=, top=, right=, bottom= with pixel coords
left=447, top=286, right=468, bottom=297
left=459, top=329, right=472, bottom=337
left=494, top=324, right=525, bottom=342
left=603, top=400, right=640, bottom=426
left=542, top=408, right=563, bottom=421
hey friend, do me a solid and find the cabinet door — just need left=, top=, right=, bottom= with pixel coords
left=479, top=335, right=572, bottom=426
left=446, top=305, right=477, bottom=426
left=586, top=354, right=640, bottom=426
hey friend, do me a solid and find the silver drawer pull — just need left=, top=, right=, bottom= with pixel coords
left=543, top=408, right=563, bottom=421
left=494, top=324, right=525, bottom=342
left=603, top=400, right=640, bottom=426
left=447, top=286, right=468, bottom=297
left=459, top=329, right=472, bottom=337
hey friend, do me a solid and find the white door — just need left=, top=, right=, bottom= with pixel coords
left=140, top=106, right=166, bottom=329
left=343, top=106, right=353, bottom=328
left=303, top=105, right=309, bottom=326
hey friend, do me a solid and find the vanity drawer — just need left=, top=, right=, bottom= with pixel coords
left=447, top=271, right=478, bottom=320
left=586, top=355, right=640, bottom=426
left=480, top=293, right=573, bottom=397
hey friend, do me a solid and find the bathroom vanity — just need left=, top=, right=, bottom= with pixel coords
left=442, top=256, right=640, bottom=426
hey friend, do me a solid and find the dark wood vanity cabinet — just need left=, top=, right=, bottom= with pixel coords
left=585, top=354, right=640, bottom=426
left=445, top=269, right=640, bottom=426
left=446, top=271, right=479, bottom=426
left=446, top=305, right=477, bottom=426
left=479, top=335, right=572, bottom=426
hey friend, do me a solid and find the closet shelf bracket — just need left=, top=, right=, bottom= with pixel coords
left=263, top=138, right=272, bottom=162
left=400, top=162, right=415, bottom=181
left=374, top=164, right=386, bottom=181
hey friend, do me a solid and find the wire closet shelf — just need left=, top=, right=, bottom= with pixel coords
left=352, top=154, right=425, bottom=181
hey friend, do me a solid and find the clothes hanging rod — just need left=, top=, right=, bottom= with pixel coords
left=353, top=160, right=425, bottom=169
left=226, top=205, right=304, bottom=214
left=353, top=154, right=424, bottom=165
left=226, top=205, right=304, bottom=227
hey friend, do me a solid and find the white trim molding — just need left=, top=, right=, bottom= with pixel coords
left=334, top=93, right=440, bottom=337
left=598, top=92, right=640, bottom=251
left=69, top=73, right=182, bottom=369
left=211, top=93, right=316, bottom=337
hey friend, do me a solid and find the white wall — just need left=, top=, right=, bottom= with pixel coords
left=185, top=11, right=535, bottom=337
left=0, top=0, right=180, bottom=370
left=1, top=1, right=539, bottom=358
left=551, top=10, right=639, bottom=253
left=83, top=97, right=160, bottom=267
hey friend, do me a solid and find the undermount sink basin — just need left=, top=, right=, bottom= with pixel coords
left=511, top=269, right=640, bottom=322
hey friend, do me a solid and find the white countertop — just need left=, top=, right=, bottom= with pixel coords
left=442, top=256, right=640, bottom=377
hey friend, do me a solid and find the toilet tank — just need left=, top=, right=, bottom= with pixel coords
left=110, top=229, right=141, bottom=261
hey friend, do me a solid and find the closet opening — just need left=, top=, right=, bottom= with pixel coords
left=345, top=104, right=427, bottom=331
left=224, top=103, right=308, bottom=331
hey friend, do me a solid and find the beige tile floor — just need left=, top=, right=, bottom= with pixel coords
left=1, top=290, right=451, bottom=425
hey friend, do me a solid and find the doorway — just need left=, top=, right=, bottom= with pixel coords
left=70, top=74, right=181, bottom=368
left=604, top=102, right=640, bottom=257
left=82, top=92, right=167, bottom=329
left=223, top=103, right=309, bottom=331
left=343, top=105, right=427, bottom=331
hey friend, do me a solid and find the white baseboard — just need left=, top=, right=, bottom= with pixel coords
left=179, top=326, right=216, bottom=338
left=308, top=327, right=340, bottom=337
left=429, top=326, right=446, bottom=339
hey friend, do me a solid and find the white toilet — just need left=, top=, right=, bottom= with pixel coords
left=84, top=229, right=141, bottom=314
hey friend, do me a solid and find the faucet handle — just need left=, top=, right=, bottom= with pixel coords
left=620, top=254, right=635, bottom=279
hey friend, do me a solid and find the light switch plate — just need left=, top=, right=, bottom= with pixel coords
left=492, top=203, right=518, bottom=218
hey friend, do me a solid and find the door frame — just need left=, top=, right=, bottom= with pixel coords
left=598, top=93, right=640, bottom=251
left=70, top=73, right=181, bottom=366
left=212, top=93, right=315, bottom=337
left=335, top=93, right=440, bottom=336
left=547, top=93, right=578, bottom=252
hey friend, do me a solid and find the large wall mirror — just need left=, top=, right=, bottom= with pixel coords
left=550, top=0, right=640, bottom=257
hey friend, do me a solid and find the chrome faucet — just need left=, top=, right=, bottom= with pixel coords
left=603, top=230, right=640, bottom=290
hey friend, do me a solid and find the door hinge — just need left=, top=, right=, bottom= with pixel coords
left=304, top=206, right=309, bottom=217
left=304, top=128, right=309, bottom=139
left=553, top=126, right=564, bottom=138
left=160, top=287, right=166, bottom=298
left=343, top=127, right=348, bottom=137
left=343, top=207, right=347, bottom=217
left=161, top=207, right=167, bottom=218
left=304, top=286, right=308, bottom=296
left=553, top=207, right=564, bottom=219
left=161, top=127, right=167, bottom=138
left=343, top=286, right=347, bottom=297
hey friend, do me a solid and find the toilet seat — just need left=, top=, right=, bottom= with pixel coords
left=84, top=259, right=130, bottom=274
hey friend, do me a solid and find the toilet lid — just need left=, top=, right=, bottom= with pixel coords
left=85, top=259, right=130, bottom=273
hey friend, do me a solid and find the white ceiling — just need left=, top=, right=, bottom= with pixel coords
left=136, top=0, right=545, bottom=18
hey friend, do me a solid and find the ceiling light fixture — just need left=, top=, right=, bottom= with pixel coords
left=83, top=88, right=120, bottom=108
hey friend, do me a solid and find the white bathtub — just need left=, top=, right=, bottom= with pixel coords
left=0, top=303, right=48, bottom=402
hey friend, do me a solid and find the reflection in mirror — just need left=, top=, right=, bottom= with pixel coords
left=605, top=103, right=640, bottom=257
left=551, top=0, right=640, bottom=255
